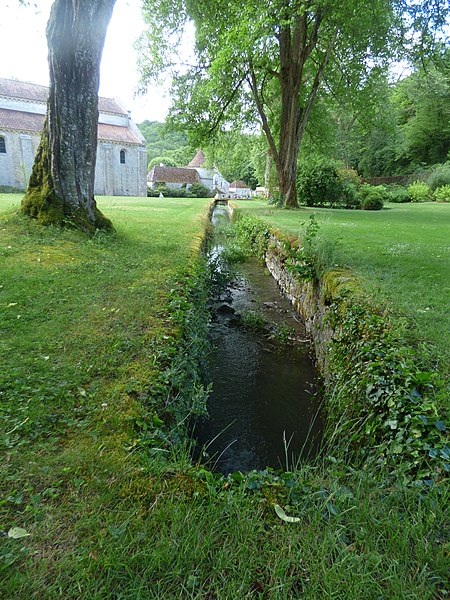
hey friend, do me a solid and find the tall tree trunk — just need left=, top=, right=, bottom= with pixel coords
left=21, top=0, right=116, bottom=233
left=248, top=11, right=333, bottom=208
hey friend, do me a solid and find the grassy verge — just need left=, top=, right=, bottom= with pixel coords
left=1, top=195, right=449, bottom=598
left=235, top=201, right=450, bottom=373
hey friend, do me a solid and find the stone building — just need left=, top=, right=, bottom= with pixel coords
left=0, top=78, right=147, bottom=196
left=147, top=149, right=230, bottom=197
left=229, top=179, right=252, bottom=198
left=147, top=165, right=201, bottom=191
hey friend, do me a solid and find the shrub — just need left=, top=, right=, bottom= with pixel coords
left=338, top=167, right=362, bottom=188
left=427, top=162, right=450, bottom=191
left=407, top=181, right=432, bottom=203
left=384, top=184, right=411, bottom=203
left=433, top=184, right=450, bottom=203
left=147, top=184, right=188, bottom=198
left=297, top=157, right=346, bottom=208
left=0, top=185, right=23, bottom=193
left=342, top=182, right=362, bottom=209
left=361, top=188, right=384, bottom=210
left=188, top=183, right=210, bottom=198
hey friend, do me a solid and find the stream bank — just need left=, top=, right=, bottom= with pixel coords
left=192, top=204, right=323, bottom=474
left=226, top=209, right=448, bottom=483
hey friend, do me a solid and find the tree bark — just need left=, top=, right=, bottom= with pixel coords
left=21, top=0, right=116, bottom=233
left=247, top=9, right=335, bottom=208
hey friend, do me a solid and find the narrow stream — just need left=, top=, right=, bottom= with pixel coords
left=192, top=204, right=323, bottom=474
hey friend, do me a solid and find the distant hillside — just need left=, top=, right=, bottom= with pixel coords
left=137, top=120, right=192, bottom=168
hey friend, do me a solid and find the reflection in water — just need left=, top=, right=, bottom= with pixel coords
left=192, top=204, right=322, bottom=474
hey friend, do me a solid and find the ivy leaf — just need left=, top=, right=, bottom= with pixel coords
left=7, top=527, right=30, bottom=539
left=435, top=420, right=446, bottom=432
left=274, top=504, right=301, bottom=523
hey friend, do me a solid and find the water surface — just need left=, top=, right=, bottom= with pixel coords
left=193, top=204, right=322, bottom=474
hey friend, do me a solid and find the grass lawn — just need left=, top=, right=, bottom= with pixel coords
left=235, top=200, right=450, bottom=376
left=1, top=194, right=448, bottom=598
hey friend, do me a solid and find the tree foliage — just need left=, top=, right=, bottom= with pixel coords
left=137, top=120, right=193, bottom=167
left=138, top=0, right=449, bottom=206
left=393, top=47, right=450, bottom=166
left=202, top=131, right=260, bottom=188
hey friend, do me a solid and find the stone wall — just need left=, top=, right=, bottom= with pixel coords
left=0, top=130, right=41, bottom=189
left=95, top=143, right=147, bottom=196
left=264, top=234, right=334, bottom=376
left=264, top=233, right=359, bottom=380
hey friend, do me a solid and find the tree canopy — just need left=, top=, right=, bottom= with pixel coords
left=138, top=0, right=449, bottom=206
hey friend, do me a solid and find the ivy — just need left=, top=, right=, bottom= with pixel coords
left=326, top=298, right=448, bottom=483
left=231, top=210, right=448, bottom=484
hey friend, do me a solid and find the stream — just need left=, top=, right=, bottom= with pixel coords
left=192, top=203, right=323, bottom=474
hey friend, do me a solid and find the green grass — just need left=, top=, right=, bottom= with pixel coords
left=1, top=195, right=449, bottom=598
left=236, top=200, right=450, bottom=373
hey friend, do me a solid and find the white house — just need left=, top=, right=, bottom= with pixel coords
left=229, top=179, right=252, bottom=199
left=0, top=78, right=148, bottom=196
left=253, top=186, right=267, bottom=197
left=147, top=149, right=230, bottom=197
left=187, top=150, right=229, bottom=196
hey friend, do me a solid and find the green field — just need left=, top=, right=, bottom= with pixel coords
left=1, top=195, right=448, bottom=598
left=236, top=200, right=450, bottom=373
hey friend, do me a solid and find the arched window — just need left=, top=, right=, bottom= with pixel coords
left=120, top=149, right=126, bottom=164
left=0, top=136, right=6, bottom=153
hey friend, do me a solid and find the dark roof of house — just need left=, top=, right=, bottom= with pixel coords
left=187, top=149, right=206, bottom=168
left=148, top=165, right=201, bottom=184
left=0, top=77, right=128, bottom=115
left=230, top=180, right=250, bottom=189
left=0, top=108, right=142, bottom=145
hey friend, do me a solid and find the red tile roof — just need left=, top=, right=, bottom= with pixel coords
left=0, top=108, right=142, bottom=145
left=98, top=123, right=142, bottom=144
left=187, top=149, right=206, bottom=167
left=98, top=97, right=128, bottom=115
left=0, top=78, right=48, bottom=103
left=230, top=180, right=250, bottom=189
left=0, top=77, right=128, bottom=115
left=0, top=107, right=43, bottom=133
left=148, top=165, right=201, bottom=184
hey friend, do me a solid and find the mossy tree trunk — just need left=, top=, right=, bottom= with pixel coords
left=21, top=0, right=116, bottom=233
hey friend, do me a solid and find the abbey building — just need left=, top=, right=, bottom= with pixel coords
left=0, top=78, right=147, bottom=196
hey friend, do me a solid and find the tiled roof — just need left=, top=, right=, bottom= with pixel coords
left=0, top=78, right=48, bottom=103
left=98, top=97, right=128, bottom=115
left=187, top=149, right=206, bottom=168
left=0, top=77, right=128, bottom=115
left=230, top=180, right=250, bottom=189
left=0, top=107, right=44, bottom=133
left=0, top=108, right=142, bottom=145
left=148, top=165, right=201, bottom=184
left=98, top=123, right=142, bottom=144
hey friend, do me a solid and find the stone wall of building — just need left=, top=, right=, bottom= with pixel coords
left=0, top=130, right=41, bottom=189
left=0, top=79, right=147, bottom=196
left=95, top=143, right=148, bottom=197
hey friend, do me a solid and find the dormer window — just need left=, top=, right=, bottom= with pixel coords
left=120, top=149, right=126, bottom=164
left=0, top=136, right=6, bottom=153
